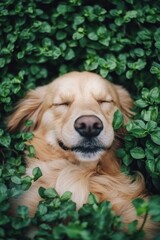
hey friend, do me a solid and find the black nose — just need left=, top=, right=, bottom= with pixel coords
left=74, top=115, right=103, bottom=138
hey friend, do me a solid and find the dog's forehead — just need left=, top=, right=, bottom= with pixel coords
left=50, top=71, right=112, bottom=96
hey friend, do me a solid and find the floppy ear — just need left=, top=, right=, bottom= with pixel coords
left=7, top=86, right=47, bottom=132
left=115, top=85, right=134, bottom=123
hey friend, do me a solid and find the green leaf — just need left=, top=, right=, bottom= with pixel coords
left=56, top=31, right=67, bottom=40
left=122, top=154, right=133, bottom=166
left=115, top=17, right=123, bottom=26
left=88, top=32, right=98, bottom=41
left=73, top=32, right=84, bottom=40
left=112, top=110, right=124, bottom=130
left=116, top=148, right=126, bottom=158
left=21, top=176, right=32, bottom=190
left=0, top=227, right=5, bottom=237
left=17, top=205, right=29, bottom=218
left=38, top=186, right=46, bottom=198
left=0, top=129, right=4, bottom=136
left=0, top=58, right=5, bottom=68
left=146, top=121, right=157, bottom=131
left=11, top=176, right=22, bottom=185
left=126, top=70, right=133, bottom=79
left=145, top=149, right=154, bottom=161
left=57, top=3, right=68, bottom=14
left=17, top=52, right=24, bottom=59
left=141, top=107, right=158, bottom=121
left=126, top=121, right=147, bottom=138
left=132, top=198, right=148, bottom=216
left=73, top=15, right=85, bottom=26
left=22, top=132, right=34, bottom=140
left=150, top=87, right=160, bottom=101
left=0, top=183, right=8, bottom=201
left=37, top=203, right=48, bottom=216
left=40, top=22, right=51, bottom=33
left=65, top=48, right=75, bottom=60
left=0, top=183, right=7, bottom=195
left=87, top=193, right=99, bottom=205
left=0, top=134, right=11, bottom=148
left=127, top=220, right=138, bottom=234
left=128, top=59, right=146, bottom=70
left=130, top=147, right=145, bottom=159
left=15, top=142, right=25, bottom=151
left=135, top=99, right=148, bottom=108
left=124, top=10, right=137, bottom=22
left=151, top=131, right=160, bottom=145
left=150, top=62, right=160, bottom=79
left=12, top=217, right=31, bottom=230
left=156, top=159, right=160, bottom=173
left=32, top=167, right=42, bottom=181
left=97, top=26, right=107, bottom=36
left=141, top=109, right=151, bottom=121
left=44, top=188, right=58, bottom=199
left=0, top=216, right=10, bottom=226
left=146, top=159, right=155, bottom=174
left=134, top=48, right=145, bottom=57
left=25, top=120, right=33, bottom=127
left=60, top=191, right=72, bottom=201
left=53, top=47, right=62, bottom=59
left=100, top=68, right=108, bottom=78
left=141, top=88, right=150, bottom=99
left=149, top=196, right=160, bottom=222
left=27, top=145, right=35, bottom=158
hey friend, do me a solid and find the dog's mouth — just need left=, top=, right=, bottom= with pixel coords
left=58, top=139, right=106, bottom=154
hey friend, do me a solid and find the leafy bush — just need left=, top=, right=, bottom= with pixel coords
left=0, top=0, right=160, bottom=239
left=117, top=87, right=160, bottom=193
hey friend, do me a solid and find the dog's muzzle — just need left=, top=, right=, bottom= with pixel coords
left=58, top=139, right=106, bottom=154
left=58, top=115, right=106, bottom=157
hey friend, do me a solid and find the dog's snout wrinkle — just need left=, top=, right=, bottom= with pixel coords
left=74, top=115, right=103, bottom=138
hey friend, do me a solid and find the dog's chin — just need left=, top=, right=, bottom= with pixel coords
left=58, top=140, right=107, bottom=162
left=74, top=150, right=105, bottom=162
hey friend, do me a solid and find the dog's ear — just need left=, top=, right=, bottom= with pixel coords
left=114, top=85, right=134, bottom=123
left=7, top=86, right=47, bottom=132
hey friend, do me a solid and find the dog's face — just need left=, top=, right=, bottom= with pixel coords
left=8, top=71, right=133, bottom=162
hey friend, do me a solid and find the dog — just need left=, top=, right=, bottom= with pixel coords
left=8, top=71, right=159, bottom=238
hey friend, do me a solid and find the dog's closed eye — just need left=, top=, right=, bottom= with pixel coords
left=97, top=100, right=114, bottom=104
left=53, top=102, right=71, bottom=107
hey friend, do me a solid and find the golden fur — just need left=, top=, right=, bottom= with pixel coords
left=8, top=71, right=159, bottom=238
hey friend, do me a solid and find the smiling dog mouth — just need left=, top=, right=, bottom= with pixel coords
left=58, top=139, right=106, bottom=154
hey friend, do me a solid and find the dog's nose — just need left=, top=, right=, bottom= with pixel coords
left=74, top=115, right=103, bottom=138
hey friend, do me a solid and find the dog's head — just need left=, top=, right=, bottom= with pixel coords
left=8, top=71, right=133, bottom=162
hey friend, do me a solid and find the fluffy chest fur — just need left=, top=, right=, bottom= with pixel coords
left=22, top=157, right=144, bottom=219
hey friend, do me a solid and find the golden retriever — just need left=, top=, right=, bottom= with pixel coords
left=8, top=71, right=158, bottom=238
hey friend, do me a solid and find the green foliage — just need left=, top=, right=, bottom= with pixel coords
left=0, top=189, right=148, bottom=239
left=0, top=0, right=160, bottom=239
left=117, top=87, right=160, bottom=193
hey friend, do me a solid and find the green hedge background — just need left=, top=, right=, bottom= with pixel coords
left=0, top=0, right=160, bottom=239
